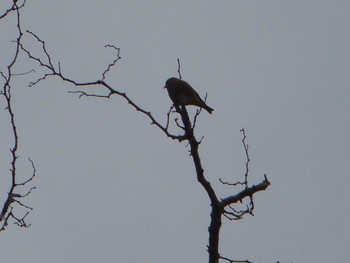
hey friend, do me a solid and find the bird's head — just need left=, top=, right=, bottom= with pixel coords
left=164, top=77, right=179, bottom=89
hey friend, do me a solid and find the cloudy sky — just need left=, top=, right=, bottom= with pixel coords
left=1, top=1, right=350, bottom=262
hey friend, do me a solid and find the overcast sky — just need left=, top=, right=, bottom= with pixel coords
left=1, top=1, right=350, bottom=262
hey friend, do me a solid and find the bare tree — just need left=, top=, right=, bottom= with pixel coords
left=1, top=1, right=270, bottom=262
left=0, top=0, right=36, bottom=231
left=19, top=30, right=270, bottom=262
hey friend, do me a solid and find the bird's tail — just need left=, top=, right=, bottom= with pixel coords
left=203, top=103, right=214, bottom=114
left=193, top=95, right=214, bottom=114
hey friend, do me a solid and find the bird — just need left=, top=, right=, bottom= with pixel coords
left=164, top=77, right=214, bottom=114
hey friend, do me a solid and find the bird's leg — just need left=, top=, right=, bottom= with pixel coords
left=173, top=104, right=182, bottom=114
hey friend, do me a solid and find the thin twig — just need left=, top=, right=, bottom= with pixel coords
left=219, top=255, right=253, bottom=263
left=177, top=58, right=182, bottom=79
left=102, top=44, right=121, bottom=81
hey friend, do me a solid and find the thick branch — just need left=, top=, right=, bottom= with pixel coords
left=20, top=31, right=271, bottom=262
left=175, top=106, right=222, bottom=263
left=178, top=106, right=219, bottom=205
left=221, top=175, right=270, bottom=208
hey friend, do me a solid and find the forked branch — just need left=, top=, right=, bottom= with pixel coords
left=19, top=29, right=270, bottom=263
left=20, top=31, right=185, bottom=142
left=0, top=0, right=36, bottom=231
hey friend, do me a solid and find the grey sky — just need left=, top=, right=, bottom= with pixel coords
left=1, top=1, right=350, bottom=262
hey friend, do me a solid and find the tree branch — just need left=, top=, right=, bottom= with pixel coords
left=21, top=31, right=186, bottom=142
left=0, top=0, right=26, bottom=20
left=19, top=29, right=271, bottom=262
left=0, top=0, right=36, bottom=231
left=221, top=175, right=270, bottom=208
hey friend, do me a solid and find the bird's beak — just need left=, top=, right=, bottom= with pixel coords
left=163, top=85, right=167, bottom=89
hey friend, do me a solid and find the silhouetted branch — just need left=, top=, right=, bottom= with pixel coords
left=19, top=27, right=270, bottom=263
left=102, top=44, right=121, bottom=81
left=12, top=211, right=31, bottom=228
left=219, top=255, right=253, bottom=263
left=0, top=0, right=36, bottom=231
left=241, top=128, right=250, bottom=187
left=220, top=129, right=270, bottom=223
left=16, top=158, right=37, bottom=186
left=219, top=129, right=252, bottom=187
left=11, top=69, right=36, bottom=76
left=177, top=58, right=182, bottom=79
left=221, top=175, right=269, bottom=208
left=67, top=90, right=112, bottom=99
left=21, top=31, right=186, bottom=142
left=165, top=105, right=175, bottom=130
left=175, top=111, right=269, bottom=262
left=0, top=0, right=26, bottom=20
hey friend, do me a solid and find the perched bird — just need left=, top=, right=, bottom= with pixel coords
left=164, top=77, right=214, bottom=114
